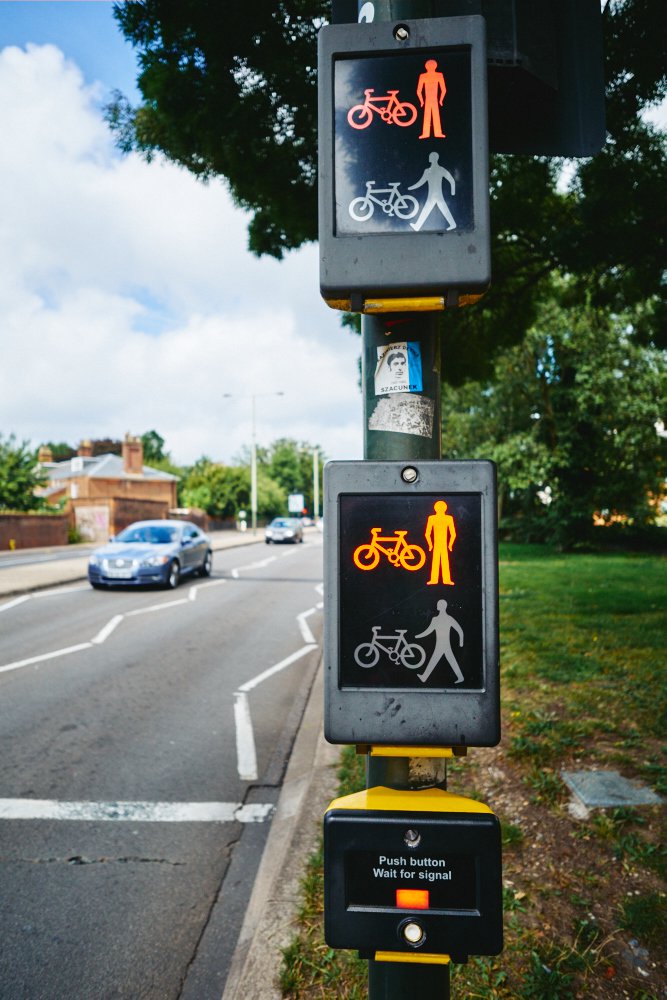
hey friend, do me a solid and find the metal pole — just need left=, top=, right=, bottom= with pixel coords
left=313, top=448, right=320, bottom=522
left=251, top=395, right=258, bottom=535
left=341, top=1, right=451, bottom=996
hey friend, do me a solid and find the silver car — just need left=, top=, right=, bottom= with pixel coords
left=265, top=517, right=304, bottom=544
left=88, top=519, right=212, bottom=589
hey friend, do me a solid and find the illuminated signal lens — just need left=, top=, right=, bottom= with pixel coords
left=396, top=888, right=430, bottom=910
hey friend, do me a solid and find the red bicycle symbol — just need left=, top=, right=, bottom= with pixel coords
left=347, top=89, right=418, bottom=130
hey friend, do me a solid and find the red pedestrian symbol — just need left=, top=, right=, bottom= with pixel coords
left=416, top=59, right=446, bottom=139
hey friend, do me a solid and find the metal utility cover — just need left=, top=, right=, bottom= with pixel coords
left=324, top=461, right=499, bottom=747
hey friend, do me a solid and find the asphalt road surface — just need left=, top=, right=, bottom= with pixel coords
left=0, top=537, right=323, bottom=1000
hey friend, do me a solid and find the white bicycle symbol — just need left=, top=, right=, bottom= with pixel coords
left=349, top=181, right=419, bottom=222
left=354, top=626, right=426, bottom=669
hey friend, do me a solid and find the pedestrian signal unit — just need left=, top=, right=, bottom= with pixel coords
left=323, top=460, right=499, bottom=748
left=318, top=16, right=490, bottom=313
left=324, top=785, right=503, bottom=962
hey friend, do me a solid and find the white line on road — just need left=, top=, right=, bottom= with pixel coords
left=234, top=644, right=317, bottom=782
left=0, top=579, right=228, bottom=675
left=0, top=643, right=93, bottom=676
left=297, top=607, right=318, bottom=645
left=238, top=645, right=317, bottom=695
left=126, top=598, right=190, bottom=616
left=91, top=615, right=124, bottom=645
left=0, top=595, right=31, bottom=613
left=188, top=579, right=227, bottom=601
left=36, top=585, right=91, bottom=597
left=234, top=691, right=258, bottom=781
left=0, top=799, right=274, bottom=823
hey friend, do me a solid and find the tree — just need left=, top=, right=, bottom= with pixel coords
left=108, top=0, right=666, bottom=356
left=0, top=435, right=48, bottom=512
left=108, top=0, right=327, bottom=258
left=140, top=429, right=167, bottom=463
left=264, top=438, right=323, bottom=515
left=441, top=291, right=667, bottom=546
left=180, top=457, right=286, bottom=520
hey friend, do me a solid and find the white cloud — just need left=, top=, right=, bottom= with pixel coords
left=0, top=42, right=363, bottom=464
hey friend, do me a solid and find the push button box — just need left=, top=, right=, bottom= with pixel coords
left=324, top=785, right=503, bottom=964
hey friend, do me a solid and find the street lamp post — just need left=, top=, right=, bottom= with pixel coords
left=223, top=391, right=284, bottom=535
left=313, top=447, right=320, bottom=523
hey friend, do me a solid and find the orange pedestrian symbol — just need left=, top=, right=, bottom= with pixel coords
left=416, top=59, right=446, bottom=139
left=425, top=500, right=457, bottom=585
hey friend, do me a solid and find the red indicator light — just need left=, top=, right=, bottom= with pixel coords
left=396, top=888, right=430, bottom=910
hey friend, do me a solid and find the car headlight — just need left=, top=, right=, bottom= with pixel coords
left=141, top=555, right=170, bottom=567
left=285, top=530, right=294, bottom=537
left=89, top=555, right=100, bottom=566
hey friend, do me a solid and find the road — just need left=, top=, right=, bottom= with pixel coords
left=0, top=537, right=323, bottom=1000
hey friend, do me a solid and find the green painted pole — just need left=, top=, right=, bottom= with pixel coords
left=329, top=2, right=455, bottom=993
left=355, top=3, right=449, bottom=997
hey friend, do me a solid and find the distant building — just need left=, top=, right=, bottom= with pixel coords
left=38, top=434, right=179, bottom=542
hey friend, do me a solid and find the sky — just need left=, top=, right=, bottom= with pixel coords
left=0, top=1, right=364, bottom=466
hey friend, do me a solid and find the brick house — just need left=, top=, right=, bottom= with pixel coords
left=38, top=435, right=179, bottom=543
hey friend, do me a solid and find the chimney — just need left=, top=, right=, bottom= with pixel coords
left=77, top=440, right=93, bottom=458
left=122, top=433, right=144, bottom=475
left=38, top=445, right=53, bottom=463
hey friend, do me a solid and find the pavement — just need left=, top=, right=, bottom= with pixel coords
left=0, top=530, right=336, bottom=999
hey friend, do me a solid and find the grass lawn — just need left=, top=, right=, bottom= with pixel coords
left=280, top=543, right=666, bottom=999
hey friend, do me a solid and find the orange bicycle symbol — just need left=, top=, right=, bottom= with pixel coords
left=353, top=528, right=426, bottom=571
left=347, top=89, right=418, bottom=130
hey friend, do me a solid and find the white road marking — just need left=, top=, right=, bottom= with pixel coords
left=234, top=644, right=318, bottom=782
left=234, top=691, right=258, bottom=781
left=238, top=644, right=317, bottom=695
left=91, top=615, right=124, bottom=645
left=126, top=598, right=189, bottom=616
left=297, top=607, right=318, bottom=645
left=0, top=643, right=92, bottom=676
left=0, top=799, right=273, bottom=823
left=2, top=550, right=323, bottom=797
left=0, top=581, right=228, bottom=674
left=0, top=595, right=31, bottom=613
left=188, top=579, right=226, bottom=601
left=36, top=585, right=91, bottom=597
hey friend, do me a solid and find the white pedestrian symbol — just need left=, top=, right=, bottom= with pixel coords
left=408, top=152, right=456, bottom=232
left=415, top=599, right=464, bottom=684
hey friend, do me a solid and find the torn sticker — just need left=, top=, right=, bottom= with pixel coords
left=368, top=394, right=434, bottom=438
left=375, top=341, right=423, bottom=395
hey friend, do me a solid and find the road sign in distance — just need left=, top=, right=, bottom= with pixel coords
left=324, top=460, right=499, bottom=748
left=318, top=16, right=490, bottom=313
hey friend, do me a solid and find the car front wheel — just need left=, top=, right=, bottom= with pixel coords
left=165, top=560, right=181, bottom=589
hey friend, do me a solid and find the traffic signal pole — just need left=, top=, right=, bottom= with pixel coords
left=357, top=5, right=449, bottom=997
left=362, top=246, right=451, bottom=1000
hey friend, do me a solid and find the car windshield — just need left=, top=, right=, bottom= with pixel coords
left=115, top=525, right=178, bottom=545
left=271, top=519, right=293, bottom=528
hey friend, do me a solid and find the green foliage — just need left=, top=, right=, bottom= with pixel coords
left=180, top=456, right=287, bottom=520
left=0, top=434, right=48, bottom=512
left=140, top=428, right=167, bottom=463
left=109, top=0, right=666, bottom=360
left=109, top=0, right=328, bottom=259
left=618, top=891, right=667, bottom=945
left=264, top=438, right=324, bottom=517
left=442, top=292, right=667, bottom=547
left=499, top=546, right=667, bottom=744
left=43, top=440, right=76, bottom=461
